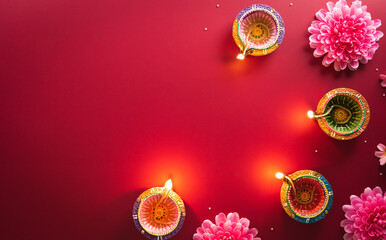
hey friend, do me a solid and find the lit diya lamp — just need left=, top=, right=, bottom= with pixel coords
left=276, top=170, right=333, bottom=223
left=307, top=88, right=370, bottom=140
left=132, top=180, right=185, bottom=239
left=233, top=4, right=285, bottom=60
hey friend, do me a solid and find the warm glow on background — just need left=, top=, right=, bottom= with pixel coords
left=250, top=151, right=296, bottom=194
left=130, top=144, right=204, bottom=202
left=283, top=100, right=316, bottom=134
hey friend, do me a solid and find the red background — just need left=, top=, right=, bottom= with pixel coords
left=0, top=0, right=385, bottom=239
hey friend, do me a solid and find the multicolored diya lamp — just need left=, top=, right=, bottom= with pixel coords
left=276, top=170, right=333, bottom=223
left=307, top=88, right=370, bottom=140
left=133, top=179, right=185, bottom=240
left=233, top=4, right=285, bottom=60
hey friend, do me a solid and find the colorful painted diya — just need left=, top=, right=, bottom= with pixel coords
left=308, top=88, right=370, bottom=140
left=133, top=180, right=185, bottom=240
left=233, top=4, right=285, bottom=59
left=279, top=170, right=333, bottom=223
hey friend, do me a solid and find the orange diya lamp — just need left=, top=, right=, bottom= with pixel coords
left=133, top=180, right=185, bottom=240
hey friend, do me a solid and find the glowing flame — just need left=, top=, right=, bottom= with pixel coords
left=164, top=179, right=173, bottom=190
left=275, top=172, right=284, bottom=179
left=236, top=53, right=245, bottom=60
left=307, top=110, right=315, bottom=119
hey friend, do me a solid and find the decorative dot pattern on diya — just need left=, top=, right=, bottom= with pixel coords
left=315, top=88, right=370, bottom=140
left=280, top=170, right=333, bottom=223
left=232, top=4, right=285, bottom=57
left=133, top=187, right=185, bottom=240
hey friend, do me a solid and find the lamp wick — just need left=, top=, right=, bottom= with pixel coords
left=313, top=105, right=336, bottom=118
left=284, top=175, right=297, bottom=197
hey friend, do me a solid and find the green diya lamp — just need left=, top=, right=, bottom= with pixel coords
left=307, top=88, right=370, bottom=140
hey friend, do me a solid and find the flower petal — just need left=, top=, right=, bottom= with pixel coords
left=342, top=205, right=355, bottom=212
left=227, top=212, right=240, bottom=223
left=340, top=61, right=348, bottom=70
left=373, top=19, right=382, bottom=28
left=322, top=55, right=335, bottom=66
left=239, top=218, right=250, bottom=228
left=374, top=31, right=384, bottom=41
left=309, top=34, right=320, bottom=44
left=381, top=80, right=386, bottom=88
left=377, top=143, right=386, bottom=151
left=193, top=233, right=203, bottom=240
left=334, top=60, right=342, bottom=71
left=349, top=60, right=359, bottom=70
left=372, top=186, right=383, bottom=195
left=247, top=228, right=258, bottom=237
left=314, top=46, right=327, bottom=57
left=215, top=213, right=227, bottom=225
left=380, top=156, right=386, bottom=165
left=308, top=27, right=320, bottom=35
left=375, top=151, right=385, bottom=158
left=202, top=220, right=214, bottom=230
left=326, top=1, right=335, bottom=12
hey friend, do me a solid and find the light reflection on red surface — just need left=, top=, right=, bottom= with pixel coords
left=132, top=149, right=203, bottom=203
left=225, top=57, right=264, bottom=78
left=283, top=99, right=316, bottom=134
left=249, top=152, right=298, bottom=194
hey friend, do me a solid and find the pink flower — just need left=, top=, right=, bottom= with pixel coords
left=375, top=143, right=386, bottom=166
left=193, top=212, right=261, bottom=240
left=341, top=187, right=386, bottom=240
left=308, top=0, right=383, bottom=71
left=380, top=74, right=386, bottom=88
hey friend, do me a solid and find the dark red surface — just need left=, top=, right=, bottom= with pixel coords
left=0, top=0, right=385, bottom=239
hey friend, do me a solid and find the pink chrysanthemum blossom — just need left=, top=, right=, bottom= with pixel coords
left=341, top=187, right=386, bottom=240
left=193, top=212, right=261, bottom=240
left=308, top=0, right=383, bottom=71
left=375, top=143, right=386, bottom=166
left=380, top=74, right=386, bottom=88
